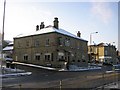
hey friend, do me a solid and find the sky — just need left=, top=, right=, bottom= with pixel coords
left=0, top=0, right=119, bottom=50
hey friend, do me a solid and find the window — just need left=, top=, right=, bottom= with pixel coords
left=82, top=59, right=85, bottom=62
left=35, top=39, right=40, bottom=47
left=26, top=40, right=30, bottom=46
left=51, top=53, right=54, bottom=61
left=77, top=42, right=80, bottom=49
left=18, top=41, right=21, bottom=47
left=90, top=47, right=93, bottom=52
left=46, top=39, right=50, bottom=46
left=58, top=37, right=63, bottom=46
left=82, top=55, right=85, bottom=59
left=105, top=50, right=108, bottom=55
left=65, top=38, right=70, bottom=46
left=94, top=47, right=97, bottom=54
left=45, top=53, right=51, bottom=61
left=24, top=54, right=28, bottom=60
left=58, top=52, right=65, bottom=61
left=78, top=60, right=80, bottom=62
left=35, top=54, right=40, bottom=60
left=72, top=60, right=75, bottom=62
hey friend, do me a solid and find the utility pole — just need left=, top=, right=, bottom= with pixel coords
left=2, top=0, right=6, bottom=49
left=1, top=0, right=6, bottom=68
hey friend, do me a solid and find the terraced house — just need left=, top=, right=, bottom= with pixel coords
left=14, top=17, right=88, bottom=69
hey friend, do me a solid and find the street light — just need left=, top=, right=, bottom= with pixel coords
left=89, top=32, right=98, bottom=63
left=90, top=32, right=98, bottom=45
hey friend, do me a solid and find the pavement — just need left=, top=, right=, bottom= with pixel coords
left=0, top=65, right=32, bottom=78
left=13, top=61, right=102, bottom=71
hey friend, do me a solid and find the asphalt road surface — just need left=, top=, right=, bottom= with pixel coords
left=2, top=64, right=120, bottom=89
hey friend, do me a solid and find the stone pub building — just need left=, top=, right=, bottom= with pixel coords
left=13, top=17, right=88, bottom=69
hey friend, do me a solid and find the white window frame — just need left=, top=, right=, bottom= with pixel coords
left=45, top=53, right=51, bottom=61
left=35, top=53, right=40, bottom=60
left=23, top=54, right=28, bottom=61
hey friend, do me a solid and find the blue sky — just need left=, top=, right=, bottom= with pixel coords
left=0, top=0, right=119, bottom=50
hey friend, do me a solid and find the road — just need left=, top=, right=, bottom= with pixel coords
left=2, top=64, right=120, bottom=89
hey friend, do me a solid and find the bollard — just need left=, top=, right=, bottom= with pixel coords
left=6, top=62, right=11, bottom=68
left=60, top=80, right=62, bottom=90
left=19, top=84, right=22, bottom=90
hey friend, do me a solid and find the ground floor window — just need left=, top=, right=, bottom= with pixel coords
left=35, top=54, right=40, bottom=60
left=58, top=52, right=65, bottom=61
left=24, top=54, right=28, bottom=60
left=45, top=53, right=51, bottom=61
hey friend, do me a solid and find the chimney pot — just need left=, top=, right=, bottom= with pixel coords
left=77, top=31, right=81, bottom=37
left=36, top=25, right=39, bottom=31
left=40, top=22, right=45, bottom=29
left=53, top=17, right=59, bottom=29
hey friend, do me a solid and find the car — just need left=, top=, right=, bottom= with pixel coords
left=103, top=62, right=113, bottom=66
left=4, top=56, right=13, bottom=63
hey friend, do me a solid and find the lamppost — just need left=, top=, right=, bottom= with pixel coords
left=90, top=32, right=98, bottom=45
left=89, top=32, right=98, bottom=63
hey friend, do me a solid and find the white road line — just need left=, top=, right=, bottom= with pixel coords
left=0, top=72, right=32, bottom=78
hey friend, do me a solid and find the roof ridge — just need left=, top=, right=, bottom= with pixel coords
left=14, top=27, right=87, bottom=41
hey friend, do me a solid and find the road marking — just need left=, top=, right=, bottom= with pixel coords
left=0, top=72, right=32, bottom=78
left=106, top=71, right=114, bottom=73
left=2, top=77, right=16, bottom=81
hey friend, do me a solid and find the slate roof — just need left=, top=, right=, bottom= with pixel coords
left=15, top=26, right=87, bottom=41
left=3, top=46, right=13, bottom=51
left=3, top=42, right=13, bottom=51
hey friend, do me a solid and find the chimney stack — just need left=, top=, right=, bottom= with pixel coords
left=77, top=31, right=81, bottom=37
left=53, top=17, right=59, bottom=29
left=36, top=25, right=39, bottom=31
left=40, top=22, right=45, bottom=29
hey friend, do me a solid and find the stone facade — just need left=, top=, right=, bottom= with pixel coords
left=13, top=18, right=88, bottom=69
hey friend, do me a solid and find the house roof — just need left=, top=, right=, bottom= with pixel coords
left=3, top=46, right=13, bottom=51
left=97, top=43, right=114, bottom=47
left=14, top=26, right=87, bottom=42
left=3, top=42, right=13, bottom=51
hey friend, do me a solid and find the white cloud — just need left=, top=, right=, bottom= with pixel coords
left=91, top=2, right=112, bottom=24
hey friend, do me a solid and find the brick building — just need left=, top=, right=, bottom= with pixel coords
left=13, top=17, right=88, bottom=69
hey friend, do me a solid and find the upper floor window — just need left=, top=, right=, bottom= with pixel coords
left=65, top=38, right=70, bottom=46
left=26, top=40, right=30, bottom=47
left=58, top=37, right=63, bottom=46
left=18, top=41, right=21, bottom=48
left=46, top=39, right=50, bottom=46
left=90, top=47, right=93, bottom=52
left=35, top=39, right=40, bottom=47
left=77, top=42, right=80, bottom=49
left=94, top=47, right=98, bottom=54
left=105, top=50, right=108, bottom=55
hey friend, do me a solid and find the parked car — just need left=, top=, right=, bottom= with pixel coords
left=103, top=62, right=113, bottom=66
left=4, top=56, right=13, bottom=63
